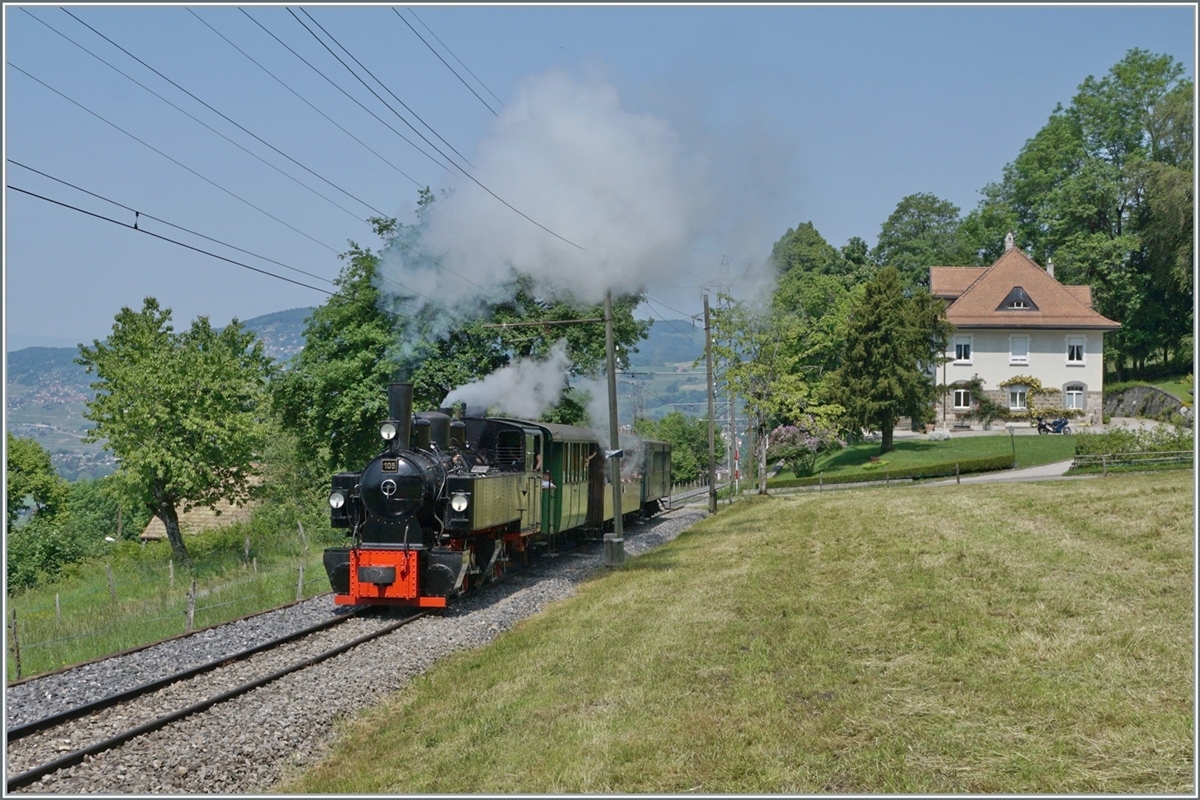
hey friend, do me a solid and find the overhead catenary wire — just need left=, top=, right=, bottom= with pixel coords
left=291, top=9, right=474, bottom=170
left=61, top=7, right=390, bottom=219
left=8, top=184, right=334, bottom=296
left=290, top=8, right=587, bottom=253
left=21, top=9, right=370, bottom=227
left=8, top=62, right=341, bottom=254
left=406, top=7, right=505, bottom=110
left=185, top=8, right=424, bottom=191
left=240, top=8, right=451, bottom=175
left=392, top=7, right=498, bottom=117
left=7, top=160, right=335, bottom=286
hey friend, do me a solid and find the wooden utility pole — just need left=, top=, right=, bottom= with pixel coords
left=704, top=294, right=717, bottom=514
left=603, top=290, right=625, bottom=567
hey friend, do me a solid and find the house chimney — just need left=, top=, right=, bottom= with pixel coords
left=1004, top=231, right=1015, bottom=252
left=1046, top=258, right=1055, bottom=279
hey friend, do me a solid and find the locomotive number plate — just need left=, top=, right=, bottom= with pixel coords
left=381, top=459, right=399, bottom=472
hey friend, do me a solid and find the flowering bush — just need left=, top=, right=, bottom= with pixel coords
left=767, top=418, right=845, bottom=477
left=928, top=428, right=951, bottom=442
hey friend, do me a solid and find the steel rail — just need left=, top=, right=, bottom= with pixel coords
left=6, top=606, right=360, bottom=742
left=6, top=612, right=426, bottom=792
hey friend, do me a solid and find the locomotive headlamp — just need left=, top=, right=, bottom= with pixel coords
left=328, top=490, right=346, bottom=509
left=450, top=493, right=469, bottom=513
left=380, top=421, right=398, bottom=441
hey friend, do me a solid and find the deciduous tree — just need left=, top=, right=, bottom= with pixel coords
left=6, top=433, right=68, bottom=528
left=77, top=298, right=273, bottom=566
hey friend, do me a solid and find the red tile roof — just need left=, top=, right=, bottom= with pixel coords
left=932, top=249, right=1119, bottom=330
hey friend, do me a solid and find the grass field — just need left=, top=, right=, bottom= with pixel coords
left=6, top=519, right=340, bottom=681
left=282, top=471, right=1193, bottom=794
left=770, top=431, right=1078, bottom=482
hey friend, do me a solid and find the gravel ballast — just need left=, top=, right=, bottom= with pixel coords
left=6, top=506, right=706, bottom=794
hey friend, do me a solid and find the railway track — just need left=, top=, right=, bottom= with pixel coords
left=6, top=609, right=425, bottom=792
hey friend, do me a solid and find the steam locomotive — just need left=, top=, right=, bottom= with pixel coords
left=322, top=383, right=671, bottom=607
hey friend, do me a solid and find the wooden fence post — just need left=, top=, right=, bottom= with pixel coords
left=252, top=556, right=258, bottom=574
left=297, top=522, right=308, bottom=555
left=1102, top=455, right=1107, bottom=477
left=296, top=564, right=305, bottom=602
left=169, top=559, right=174, bottom=591
left=9, top=607, right=22, bottom=680
left=886, top=468, right=890, bottom=486
left=185, top=579, right=197, bottom=632
left=819, top=472, right=823, bottom=491
left=106, top=564, right=117, bottom=604
left=244, top=536, right=250, bottom=569
left=956, top=462, right=960, bottom=484
left=55, top=593, right=62, bottom=625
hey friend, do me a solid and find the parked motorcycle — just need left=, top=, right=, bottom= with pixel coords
left=1036, top=415, right=1071, bottom=435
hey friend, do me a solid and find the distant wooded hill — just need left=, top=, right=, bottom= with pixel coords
left=5, top=311, right=703, bottom=479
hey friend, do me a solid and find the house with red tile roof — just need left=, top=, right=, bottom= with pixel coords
left=930, top=232, right=1120, bottom=428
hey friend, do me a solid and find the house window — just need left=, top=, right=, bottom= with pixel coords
left=1065, top=384, right=1085, bottom=410
left=1009, top=335, right=1029, bottom=365
left=1067, top=336, right=1086, bottom=364
left=1008, top=385, right=1027, bottom=410
left=953, top=388, right=972, bottom=409
left=953, top=336, right=972, bottom=363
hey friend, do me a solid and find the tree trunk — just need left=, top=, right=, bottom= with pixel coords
left=880, top=416, right=895, bottom=455
left=153, top=483, right=191, bottom=567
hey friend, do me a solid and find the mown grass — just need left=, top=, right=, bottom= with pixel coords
left=282, top=471, right=1193, bottom=794
left=770, top=432, right=1077, bottom=482
left=6, top=519, right=341, bottom=681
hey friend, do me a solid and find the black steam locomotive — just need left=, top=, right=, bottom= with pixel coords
left=322, top=383, right=671, bottom=607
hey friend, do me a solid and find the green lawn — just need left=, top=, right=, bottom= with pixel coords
left=1149, top=376, right=1193, bottom=404
left=770, top=431, right=1077, bottom=482
left=281, top=472, right=1193, bottom=794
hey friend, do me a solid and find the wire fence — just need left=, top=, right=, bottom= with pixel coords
left=1071, top=450, right=1193, bottom=475
left=7, top=554, right=329, bottom=681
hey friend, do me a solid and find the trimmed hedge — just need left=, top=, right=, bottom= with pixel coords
left=769, top=453, right=1017, bottom=489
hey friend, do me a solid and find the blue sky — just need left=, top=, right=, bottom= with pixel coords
left=3, top=3, right=1195, bottom=351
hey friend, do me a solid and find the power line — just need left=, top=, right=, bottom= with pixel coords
left=185, top=7, right=424, bottom=191
left=393, top=7, right=498, bottom=117
left=240, top=8, right=451, bottom=175
left=8, top=62, right=341, bottom=254
left=8, top=184, right=334, bottom=295
left=291, top=8, right=587, bottom=253
left=61, top=7, right=389, bottom=219
left=292, top=8, right=474, bottom=169
left=21, top=8, right=369, bottom=226
left=406, top=7, right=505, bottom=110
left=7, top=160, right=335, bottom=286
left=643, top=294, right=699, bottom=320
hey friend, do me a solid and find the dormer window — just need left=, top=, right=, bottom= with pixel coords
left=997, top=286, right=1039, bottom=311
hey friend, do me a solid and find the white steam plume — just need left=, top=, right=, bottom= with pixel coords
left=376, top=70, right=712, bottom=326
left=442, top=340, right=572, bottom=419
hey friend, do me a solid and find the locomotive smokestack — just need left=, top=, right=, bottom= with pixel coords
left=388, top=383, right=414, bottom=447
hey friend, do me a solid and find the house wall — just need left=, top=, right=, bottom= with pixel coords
left=938, top=328, right=1106, bottom=426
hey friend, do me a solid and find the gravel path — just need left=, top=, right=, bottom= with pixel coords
left=7, top=506, right=706, bottom=794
